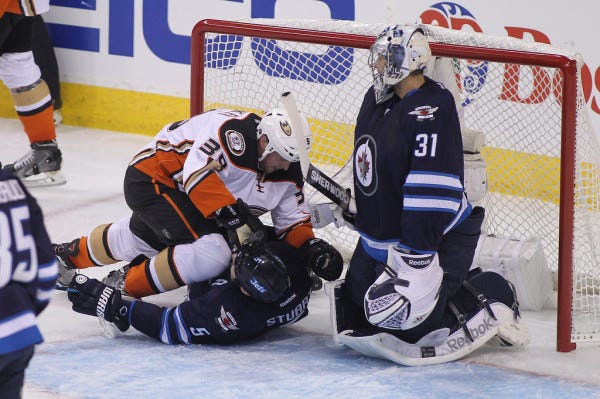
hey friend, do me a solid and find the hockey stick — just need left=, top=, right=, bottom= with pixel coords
left=280, top=91, right=352, bottom=211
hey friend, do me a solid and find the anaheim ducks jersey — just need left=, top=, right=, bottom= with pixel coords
left=0, top=0, right=49, bottom=16
left=129, top=109, right=313, bottom=247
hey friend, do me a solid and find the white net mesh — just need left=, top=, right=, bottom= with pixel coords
left=193, top=19, right=600, bottom=346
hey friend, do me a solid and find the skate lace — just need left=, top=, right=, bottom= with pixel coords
left=13, top=149, right=36, bottom=169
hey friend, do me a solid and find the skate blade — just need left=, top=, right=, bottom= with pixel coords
left=22, top=171, right=67, bottom=188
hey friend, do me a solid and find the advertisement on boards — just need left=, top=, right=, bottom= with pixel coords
left=6, top=0, right=596, bottom=136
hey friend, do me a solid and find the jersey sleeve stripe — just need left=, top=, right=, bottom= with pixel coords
left=173, top=306, right=190, bottom=344
left=443, top=195, right=472, bottom=235
left=405, top=171, right=463, bottom=190
left=403, top=195, right=462, bottom=213
left=37, top=259, right=58, bottom=281
left=159, top=308, right=173, bottom=344
left=186, top=172, right=236, bottom=217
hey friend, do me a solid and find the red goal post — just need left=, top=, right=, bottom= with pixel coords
left=190, top=18, right=597, bottom=352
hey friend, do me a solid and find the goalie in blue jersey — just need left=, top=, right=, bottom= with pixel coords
left=323, top=25, right=529, bottom=365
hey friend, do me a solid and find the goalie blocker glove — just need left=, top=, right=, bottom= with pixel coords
left=302, top=238, right=343, bottom=281
left=364, top=247, right=443, bottom=330
left=67, top=274, right=131, bottom=332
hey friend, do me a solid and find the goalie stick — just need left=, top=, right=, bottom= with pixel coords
left=280, top=91, right=352, bottom=211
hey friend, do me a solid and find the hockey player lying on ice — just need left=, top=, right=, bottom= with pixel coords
left=66, top=229, right=317, bottom=345
left=316, top=24, right=529, bottom=365
left=53, top=107, right=343, bottom=296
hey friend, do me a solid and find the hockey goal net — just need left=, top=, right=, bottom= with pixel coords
left=190, top=18, right=599, bottom=352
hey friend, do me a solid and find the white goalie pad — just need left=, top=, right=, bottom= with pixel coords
left=462, top=128, right=487, bottom=153
left=463, top=152, right=487, bottom=203
left=473, top=234, right=553, bottom=310
left=337, top=301, right=527, bottom=366
left=364, top=248, right=443, bottom=330
left=324, top=280, right=345, bottom=345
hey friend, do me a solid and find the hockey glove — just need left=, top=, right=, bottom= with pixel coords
left=309, top=202, right=356, bottom=230
left=215, top=199, right=252, bottom=230
left=302, top=238, right=344, bottom=281
left=67, top=275, right=130, bottom=332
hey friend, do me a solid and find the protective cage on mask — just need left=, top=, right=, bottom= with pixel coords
left=190, top=18, right=599, bottom=352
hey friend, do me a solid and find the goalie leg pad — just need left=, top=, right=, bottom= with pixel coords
left=338, top=303, right=513, bottom=366
left=463, top=152, right=487, bottom=203
left=325, top=280, right=374, bottom=344
left=473, top=234, right=552, bottom=310
left=460, top=270, right=529, bottom=347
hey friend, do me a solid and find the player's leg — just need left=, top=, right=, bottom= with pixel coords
left=0, top=345, right=34, bottom=398
left=122, top=233, right=232, bottom=298
left=103, top=167, right=228, bottom=298
left=0, top=15, right=62, bottom=187
left=124, top=166, right=219, bottom=245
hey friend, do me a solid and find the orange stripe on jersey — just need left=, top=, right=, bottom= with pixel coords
left=159, top=187, right=200, bottom=240
left=187, top=172, right=236, bottom=217
left=131, top=140, right=194, bottom=189
left=124, top=259, right=156, bottom=298
left=282, top=223, right=315, bottom=248
left=18, top=105, right=55, bottom=143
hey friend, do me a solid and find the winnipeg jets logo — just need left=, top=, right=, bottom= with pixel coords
left=354, top=135, right=377, bottom=196
left=357, top=146, right=371, bottom=183
left=409, top=105, right=438, bottom=121
left=215, top=306, right=239, bottom=332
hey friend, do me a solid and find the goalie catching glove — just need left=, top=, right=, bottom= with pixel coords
left=67, top=274, right=131, bottom=332
left=364, top=246, right=443, bottom=330
left=302, top=238, right=344, bottom=281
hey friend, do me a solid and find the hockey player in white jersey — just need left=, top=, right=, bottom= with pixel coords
left=54, top=108, right=342, bottom=298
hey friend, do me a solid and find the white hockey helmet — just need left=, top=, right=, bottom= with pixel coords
left=257, top=108, right=312, bottom=163
left=369, top=25, right=432, bottom=103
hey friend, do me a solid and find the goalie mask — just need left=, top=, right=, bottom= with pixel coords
left=233, top=237, right=291, bottom=303
left=257, top=108, right=312, bottom=163
left=369, top=25, right=432, bottom=103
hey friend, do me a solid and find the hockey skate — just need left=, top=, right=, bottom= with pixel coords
left=53, top=240, right=80, bottom=290
left=4, top=140, right=66, bottom=187
left=98, top=265, right=132, bottom=338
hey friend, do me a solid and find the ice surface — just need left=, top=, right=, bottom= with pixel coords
left=1, top=118, right=598, bottom=399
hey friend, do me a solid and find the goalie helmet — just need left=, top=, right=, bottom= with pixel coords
left=233, top=236, right=290, bottom=303
left=369, top=25, right=432, bottom=103
left=257, top=108, right=312, bottom=163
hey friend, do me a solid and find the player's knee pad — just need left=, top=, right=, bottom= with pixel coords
left=364, top=247, right=443, bottom=330
left=0, top=51, right=41, bottom=89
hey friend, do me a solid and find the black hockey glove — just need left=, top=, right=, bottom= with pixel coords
left=215, top=199, right=251, bottom=230
left=67, top=275, right=130, bottom=332
left=302, top=238, right=344, bottom=281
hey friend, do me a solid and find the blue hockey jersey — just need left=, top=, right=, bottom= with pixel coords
left=353, top=77, right=471, bottom=261
left=121, top=240, right=313, bottom=345
left=0, top=169, right=57, bottom=355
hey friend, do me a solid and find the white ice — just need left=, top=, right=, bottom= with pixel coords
left=1, top=118, right=598, bottom=399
